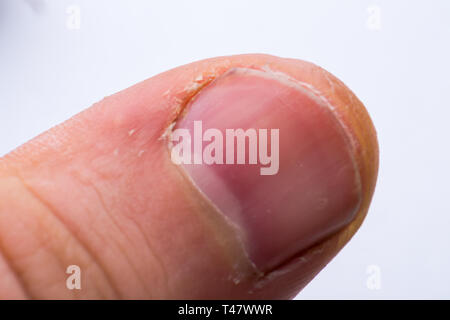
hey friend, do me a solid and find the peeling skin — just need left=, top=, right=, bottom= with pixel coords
left=158, top=122, right=176, bottom=143
left=194, top=75, right=204, bottom=82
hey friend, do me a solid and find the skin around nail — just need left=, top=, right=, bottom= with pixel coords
left=173, top=68, right=362, bottom=271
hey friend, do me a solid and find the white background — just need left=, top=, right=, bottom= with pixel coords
left=1, top=0, right=449, bottom=299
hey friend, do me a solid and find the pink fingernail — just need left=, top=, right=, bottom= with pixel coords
left=171, top=68, right=361, bottom=271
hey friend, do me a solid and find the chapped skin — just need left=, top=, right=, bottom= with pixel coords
left=0, top=54, right=378, bottom=299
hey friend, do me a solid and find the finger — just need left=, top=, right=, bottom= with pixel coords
left=0, top=54, right=378, bottom=299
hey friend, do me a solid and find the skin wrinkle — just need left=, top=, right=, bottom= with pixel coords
left=84, top=137, right=172, bottom=297
left=14, top=140, right=170, bottom=299
left=14, top=173, right=121, bottom=299
left=4, top=216, right=88, bottom=298
left=18, top=229, right=73, bottom=296
left=125, top=212, right=171, bottom=298
left=0, top=175, right=72, bottom=298
left=0, top=176, right=72, bottom=298
left=0, top=230, right=30, bottom=299
left=83, top=177, right=150, bottom=297
left=87, top=178, right=169, bottom=298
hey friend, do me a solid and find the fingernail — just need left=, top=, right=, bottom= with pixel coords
left=172, top=68, right=361, bottom=271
